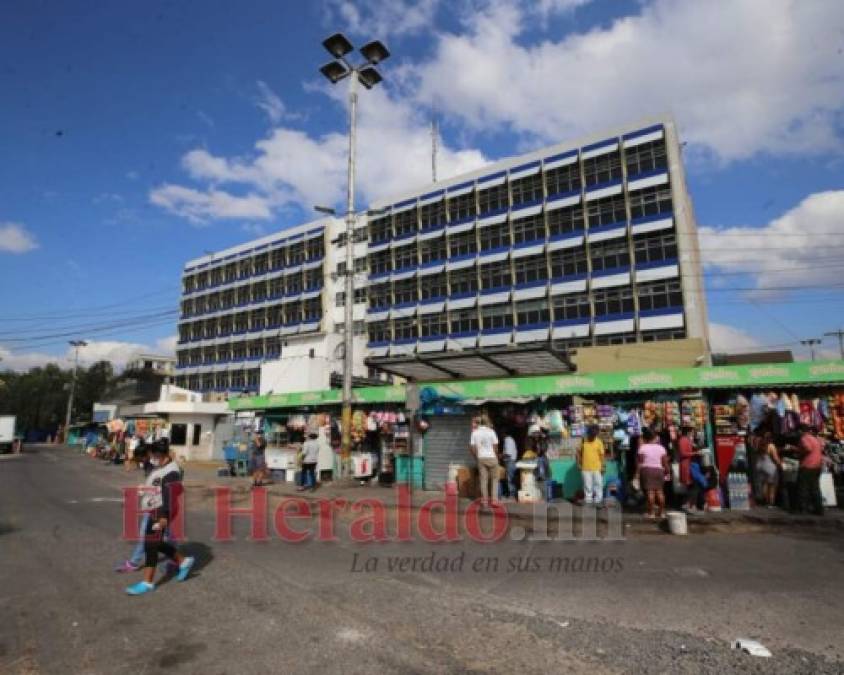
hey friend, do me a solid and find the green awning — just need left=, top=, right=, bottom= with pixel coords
left=227, top=360, right=844, bottom=410
left=228, top=384, right=406, bottom=411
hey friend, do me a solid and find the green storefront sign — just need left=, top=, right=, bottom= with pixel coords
left=227, top=360, right=844, bottom=411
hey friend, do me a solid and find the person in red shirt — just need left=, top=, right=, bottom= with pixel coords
left=796, top=425, right=824, bottom=515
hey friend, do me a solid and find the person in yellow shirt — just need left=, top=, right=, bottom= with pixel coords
left=577, top=425, right=605, bottom=506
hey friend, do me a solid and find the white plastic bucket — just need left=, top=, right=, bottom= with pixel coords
left=447, top=464, right=462, bottom=483
left=666, top=511, right=688, bottom=535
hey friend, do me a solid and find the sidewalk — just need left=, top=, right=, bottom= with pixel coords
left=178, top=460, right=844, bottom=536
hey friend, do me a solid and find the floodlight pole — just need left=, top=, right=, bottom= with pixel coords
left=340, top=69, right=358, bottom=462
left=64, top=340, right=87, bottom=441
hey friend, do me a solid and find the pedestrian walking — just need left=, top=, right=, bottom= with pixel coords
left=502, top=432, right=518, bottom=499
left=578, top=425, right=605, bottom=506
left=251, top=430, right=268, bottom=488
left=298, top=432, right=320, bottom=492
left=125, top=442, right=194, bottom=595
left=470, top=415, right=499, bottom=506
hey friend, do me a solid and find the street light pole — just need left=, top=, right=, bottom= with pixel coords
left=824, top=329, right=844, bottom=360
left=800, top=338, right=821, bottom=362
left=64, top=340, right=87, bottom=440
left=340, top=69, right=358, bottom=462
left=318, top=32, right=389, bottom=463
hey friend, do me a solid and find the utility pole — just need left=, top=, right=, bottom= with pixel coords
left=64, top=340, right=87, bottom=441
left=431, top=114, right=438, bottom=183
left=824, top=329, right=844, bottom=360
left=800, top=338, right=821, bottom=362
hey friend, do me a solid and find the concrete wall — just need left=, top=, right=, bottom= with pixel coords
left=572, top=337, right=706, bottom=373
left=167, top=412, right=221, bottom=462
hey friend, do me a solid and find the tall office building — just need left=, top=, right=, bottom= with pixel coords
left=175, top=115, right=709, bottom=392
left=361, top=116, right=709, bottom=379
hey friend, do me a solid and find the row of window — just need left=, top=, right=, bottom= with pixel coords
left=178, top=299, right=323, bottom=341
left=367, top=233, right=678, bottom=308
left=367, top=281, right=683, bottom=342
left=174, top=369, right=260, bottom=393
left=183, top=238, right=325, bottom=294
left=368, top=141, right=668, bottom=241
left=176, top=338, right=283, bottom=367
left=368, top=186, right=673, bottom=275
left=181, top=273, right=324, bottom=317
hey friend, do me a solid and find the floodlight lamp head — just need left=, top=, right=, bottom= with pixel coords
left=322, top=32, right=354, bottom=59
left=358, top=66, right=383, bottom=90
left=360, top=40, right=390, bottom=65
left=320, top=61, right=350, bottom=84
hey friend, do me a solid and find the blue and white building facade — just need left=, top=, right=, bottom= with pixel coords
left=361, top=116, right=709, bottom=361
left=174, top=218, right=340, bottom=393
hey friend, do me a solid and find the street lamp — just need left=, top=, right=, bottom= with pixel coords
left=64, top=340, right=88, bottom=440
left=319, top=31, right=389, bottom=463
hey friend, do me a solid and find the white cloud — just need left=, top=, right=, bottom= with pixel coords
left=708, top=322, right=763, bottom=353
left=700, top=190, right=844, bottom=294
left=255, top=80, right=288, bottom=124
left=148, top=184, right=274, bottom=224
left=154, top=85, right=488, bottom=219
left=322, top=0, right=440, bottom=38
left=0, top=222, right=38, bottom=254
left=413, top=0, right=844, bottom=161
left=0, top=336, right=178, bottom=373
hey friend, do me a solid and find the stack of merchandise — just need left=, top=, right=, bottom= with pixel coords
left=681, top=398, right=707, bottom=430
left=713, top=404, right=736, bottom=435
left=830, top=392, right=844, bottom=439
left=727, top=472, right=751, bottom=510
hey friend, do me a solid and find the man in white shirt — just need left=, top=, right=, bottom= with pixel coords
left=470, top=415, right=500, bottom=505
left=502, top=433, right=518, bottom=499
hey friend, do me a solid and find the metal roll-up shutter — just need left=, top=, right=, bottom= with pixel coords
left=423, top=415, right=473, bottom=490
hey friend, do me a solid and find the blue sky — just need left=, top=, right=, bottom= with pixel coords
left=1, top=0, right=843, bottom=369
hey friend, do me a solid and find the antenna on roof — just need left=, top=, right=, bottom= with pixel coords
left=431, top=107, right=438, bottom=184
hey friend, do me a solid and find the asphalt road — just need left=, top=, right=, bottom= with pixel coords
left=1, top=446, right=842, bottom=674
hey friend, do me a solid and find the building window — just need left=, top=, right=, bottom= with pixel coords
left=304, top=268, right=321, bottom=291
left=478, top=183, right=508, bottom=214
left=547, top=205, right=585, bottom=238
left=594, top=332, right=638, bottom=346
left=232, top=341, right=247, bottom=360
left=393, top=278, right=417, bottom=305
left=353, top=226, right=368, bottom=243
left=250, top=309, right=266, bottom=331
left=625, top=139, right=667, bottom=177
left=590, top=241, right=630, bottom=272
left=514, top=254, right=548, bottom=285
left=171, top=424, right=188, bottom=445
left=285, top=274, right=302, bottom=296
left=479, top=222, right=510, bottom=251
left=267, top=307, right=282, bottom=327
left=394, top=244, right=417, bottom=271
left=234, top=312, right=249, bottom=333
left=545, top=163, right=581, bottom=196
left=394, top=208, right=418, bottom=238
left=592, top=287, right=634, bottom=316
left=336, top=320, right=366, bottom=337
left=369, top=216, right=391, bottom=244
left=393, top=316, right=416, bottom=341
left=641, top=328, right=686, bottom=342
left=480, top=261, right=512, bottom=290
left=448, top=191, right=476, bottom=221
left=450, top=307, right=479, bottom=334
left=637, top=280, right=683, bottom=312
left=448, top=230, right=477, bottom=257
left=587, top=194, right=627, bottom=227
left=549, top=248, right=588, bottom=278
left=420, top=313, right=448, bottom=337
left=303, top=298, right=321, bottom=321
left=420, top=274, right=447, bottom=300
left=368, top=320, right=390, bottom=343
left=269, top=278, right=284, bottom=299
left=510, top=173, right=543, bottom=206
left=552, top=292, right=590, bottom=322
left=481, top=303, right=513, bottom=330
left=247, top=369, right=260, bottom=389
left=628, top=185, right=673, bottom=220
left=354, top=257, right=367, bottom=273
left=288, top=242, right=305, bottom=266
left=248, top=340, right=264, bottom=359
left=512, top=214, right=546, bottom=245
left=306, top=238, right=324, bottom=260
left=284, top=301, right=302, bottom=324
left=449, top=267, right=478, bottom=295
left=369, top=283, right=390, bottom=309
left=583, top=151, right=622, bottom=187
left=369, top=249, right=391, bottom=275
left=420, top=200, right=446, bottom=229
left=516, top=299, right=550, bottom=326
left=419, top=236, right=447, bottom=265
left=634, top=232, right=677, bottom=266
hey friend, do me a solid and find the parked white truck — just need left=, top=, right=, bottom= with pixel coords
left=0, top=415, right=16, bottom=453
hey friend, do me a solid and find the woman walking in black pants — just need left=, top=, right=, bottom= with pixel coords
left=126, top=441, right=194, bottom=595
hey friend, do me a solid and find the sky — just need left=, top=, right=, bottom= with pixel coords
left=1, top=0, right=843, bottom=371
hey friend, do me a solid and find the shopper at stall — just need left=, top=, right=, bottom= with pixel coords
left=795, top=424, right=824, bottom=515
left=502, top=431, right=519, bottom=499
left=636, top=428, right=669, bottom=520
left=298, top=432, right=320, bottom=492
left=125, top=442, right=194, bottom=595
left=683, top=456, right=709, bottom=513
left=250, top=430, right=268, bottom=488
left=578, top=425, right=605, bottom=506
left=470, top=415, right=500, bottom=506
left=756, top=432, right=782, bottom=507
